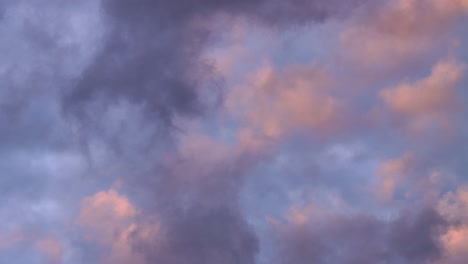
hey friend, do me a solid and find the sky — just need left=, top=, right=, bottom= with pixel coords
left=1, top=0, right=468, bottom=263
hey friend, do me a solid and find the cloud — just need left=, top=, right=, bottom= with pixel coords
left=380, top=58, right=465, bottom=136
left=76, top=188, right=154, bottom=264
left=228, top=64, right=344, bottom=144
left=438, top=186, right=468, bottom=263
left=269, top=204, right=447, bottom=264
left=440, top=227, right=468, bottom=264
left=63, top=0, right=364, bottom=129
left=76, top=188, right=138, bottom=243
left=373, top=152, right=416, bottom=203
left=34, top=237, right=63, bottom=264
left=0, top=231, right=25, bottom=249
left=1, top=0, right=468, bottom=263
left=340, top=0, right=468, bottom=70
left=131, top=206, right=259, bottom=264
left=4, top=1, right=367, bottom=261
left=123, top=129, right=260, bottom=264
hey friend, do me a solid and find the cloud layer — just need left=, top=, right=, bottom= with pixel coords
left=1, top=0, right=468, bottom=263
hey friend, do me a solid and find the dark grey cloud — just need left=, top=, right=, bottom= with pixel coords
left=132, top=206, right=259, bottom=264
left=270, top=207, right=447, bottom=264
left=390, top=207, right=448, bottom=263
left=63, top=0, right=369, bottom=128
left=120, top=138, right=264, bottom=263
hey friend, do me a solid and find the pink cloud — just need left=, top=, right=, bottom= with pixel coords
left=371, top=151, right=455, bottom=205
left=438, top=186, right=468, bottom=225
left=76, top=188, right=155, bottom=264
left=76, top=189, right=137, bottom=241
left=340, top=0, right=468, bottom=69
left=373, top=152, right=416, bottom=203
left=440, top=227, right=468, bottom=263
left=228, top=64, right=344, bottom=145
left=34, top=237, right=63, bottom=264
left=380, top=58, right=465, bottom=136
left=438, top=186, right=468, bottom=262
left=0, top=231, right=25, bottom=249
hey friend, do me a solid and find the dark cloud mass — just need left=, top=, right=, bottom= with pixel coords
left=272, top=207, right=447, bottom=264
left=61, top=2, right=365, bottom=261
left=64, top=0, right=365, bottom=126
left=133, top=206, right=259, bottom=264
